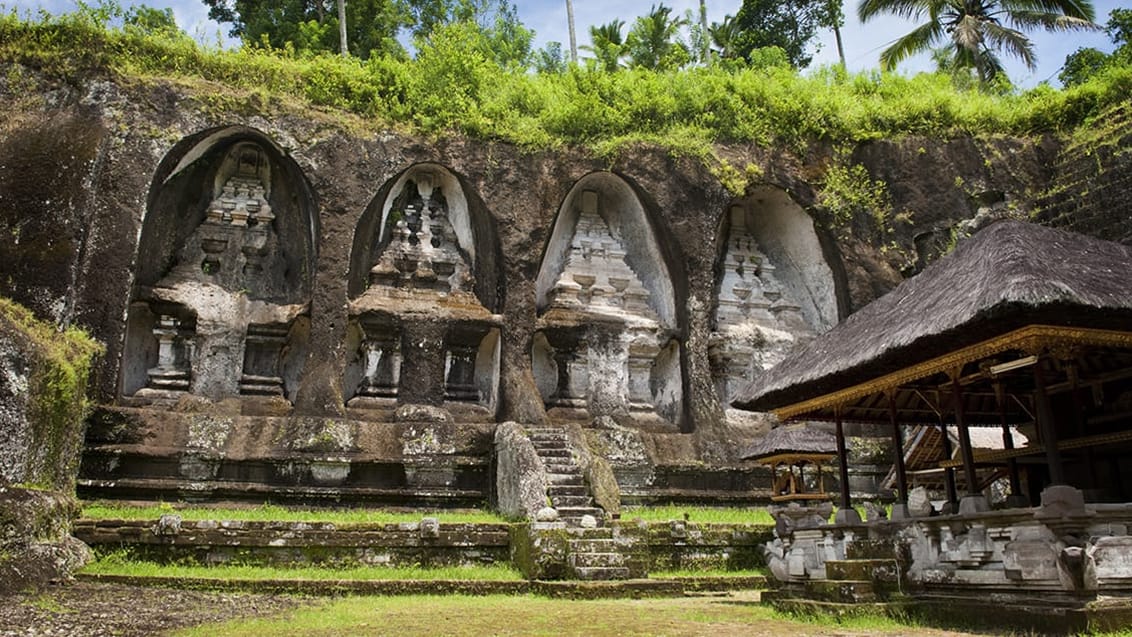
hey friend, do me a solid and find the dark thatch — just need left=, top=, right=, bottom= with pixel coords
left=733, top=221, right=1132, bottom=412
left=742, top=424, right=837, bottom=461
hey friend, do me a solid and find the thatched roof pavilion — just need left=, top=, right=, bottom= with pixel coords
left=734, top=221, right=1132, bottom=518
left=743, top=423, right=837, bottom=503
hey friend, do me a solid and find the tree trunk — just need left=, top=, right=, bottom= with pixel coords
left=699, top=0, right=710, bottom=63
left=338, top=0, right=348, bottom=57
left=566, top=0, right=577, bottom=63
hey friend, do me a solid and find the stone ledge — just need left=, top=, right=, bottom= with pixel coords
left=75, top=573, right=767, bottom=598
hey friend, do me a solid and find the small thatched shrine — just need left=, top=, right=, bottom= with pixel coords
left=736, top=221, right=1132, bottom=632
left=742, top=424, right=836, bottom=502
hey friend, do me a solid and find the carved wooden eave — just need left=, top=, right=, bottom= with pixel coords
left=773, top=325, right=1132, bottom=421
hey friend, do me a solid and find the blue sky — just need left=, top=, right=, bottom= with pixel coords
left=3, top=0, right=1124, bottom=86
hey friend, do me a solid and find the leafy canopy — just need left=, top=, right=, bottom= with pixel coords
left=732, top=0, right=842, bottom=69
left=859, top=0, right=1099, bottom=83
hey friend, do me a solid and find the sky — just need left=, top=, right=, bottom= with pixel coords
left=3, top=0, right=1125, bottom=87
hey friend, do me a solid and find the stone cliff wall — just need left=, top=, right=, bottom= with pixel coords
left=1, top=65, right=1111, bottom=489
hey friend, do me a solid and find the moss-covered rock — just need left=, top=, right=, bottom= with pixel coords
left=0, top=297, right=102, bottom=491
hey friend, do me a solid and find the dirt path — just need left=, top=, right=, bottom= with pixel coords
left=0, top=581, right=305, bottom=637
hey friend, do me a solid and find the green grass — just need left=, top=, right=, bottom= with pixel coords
left=622, top=506, right=774, bottom=525
left=171, top=593, right=946, bottom=636
left=81, top=555, right=522, bottom=581
left=80, top=502, right=508, bottom=525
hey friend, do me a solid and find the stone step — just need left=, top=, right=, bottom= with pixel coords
left=825, top=559, right=900, bottom=584
left=568, top=538, right=620, bottom=553
left=526, top=428, right=566, bottom=437
left=535, top=448, right=573, bottom=459
left=547, top=484, right=587, bottom=497
left=530, top=439, right=567, bottom=450
left=845, top=540, right=898, bottom=561
left=543, top=462, right=579, bottom=474
left=566, top=527, right=614, bottom=539
left=572, top=566, right=631, bottom=581
left=569, top=552, right=626, bottom=569
left=546, top=473, right=584, bottom=486
left=550, top=495, right=593, bottom=508
left=802, top=579, right=876, bottom=604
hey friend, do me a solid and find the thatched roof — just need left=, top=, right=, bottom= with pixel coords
left=742, top=424, right=837, bottom=461
left=733, top=221, right=1132, bottom=413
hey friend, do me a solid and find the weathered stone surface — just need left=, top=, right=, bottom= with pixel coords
left=0, top=486, right=92, bottom=594
left=495, top=422, right=548, bottom=520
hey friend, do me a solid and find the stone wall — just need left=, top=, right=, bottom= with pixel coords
left=75, top=518, right=511, bottom=568
left=0, top=65, right=1100, bottom=504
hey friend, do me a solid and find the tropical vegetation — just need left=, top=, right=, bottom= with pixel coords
left=1, top=0, right=1129, bottom=159
left=858, top=0, right=1099, bottom=83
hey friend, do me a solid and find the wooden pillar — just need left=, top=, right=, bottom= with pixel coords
left=834, top=409, right=860, bottom=524
left=1032, top=355, right=1066, bottom=485
left=994, top=380, right=1029, bottom=508
left=887, top=391, right=911, bottom=519
left=938, top=417, right=960, bottom=514
left=952, top=373, right=989, bottom=513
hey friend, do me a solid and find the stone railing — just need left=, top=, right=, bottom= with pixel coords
left=765, top=487, right=1132, bottom=600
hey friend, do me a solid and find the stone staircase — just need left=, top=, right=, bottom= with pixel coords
left=527, top=427, right=605, bottom=526
left=763, top=539, right=902, bottom=609
left=526, top=426, right=637, bottom=580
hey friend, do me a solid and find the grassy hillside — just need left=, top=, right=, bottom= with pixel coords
left=2, top=8, right=1130, bottom=157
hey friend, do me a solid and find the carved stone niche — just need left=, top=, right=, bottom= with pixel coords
left=347, top=165, right=500, bottom=417
left=443, top=323, right=500, bottom=418
left=710, top=193, right=838, bottom=405
left=124, top=302, right=197, bottom=401
left=121, top=130, right=316, bottom=406
left=534, top=176, right=682, bottom=428
left=345, top=316, right=403, bottom=414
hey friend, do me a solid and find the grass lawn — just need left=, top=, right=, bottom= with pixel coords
left=622, top=506, right=774, bottom=525
left=172, top=593, right=979, bottom=637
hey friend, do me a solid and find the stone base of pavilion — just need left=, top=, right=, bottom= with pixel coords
left=761, top=488, right=1132, bottom=634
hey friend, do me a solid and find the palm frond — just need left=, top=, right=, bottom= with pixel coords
left=879, top=19, right=944, bottom=69
left=859, top=0, right=943, bottom=22
left=1005, top=11, right=1098, bottom=31
left=982, top=21, right=1035, bottom=68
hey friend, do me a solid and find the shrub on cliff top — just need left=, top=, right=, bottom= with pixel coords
left=1, top=8, right=1129, bottom=153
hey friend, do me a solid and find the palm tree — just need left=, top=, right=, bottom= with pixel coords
left=580, top=19, right=627, bottom=72
left=858, top=0, right=1098, bottom=82
left=709, top=14, right=741, bottom=60
left=625, top=4, right=690, bottom=70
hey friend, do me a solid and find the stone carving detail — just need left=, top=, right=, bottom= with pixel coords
left=535, top=186, right=681, bottom=425
left=547, top=191, right=656, bottom=321
left=348, top=167, right=499, bottom=413
left=369, top=173, right=472, bottom=295
left=711, top=206, right=815, bottom=404
left=356, top=322, right=401, bottom=400
left=146, top=314, right=194, bottom=392
left=239, top=323, right=288, bottom=396
left=126, top=139, right=309, bottom=404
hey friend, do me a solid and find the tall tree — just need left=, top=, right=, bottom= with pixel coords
left=202, top=0, right=409, bottom=58
left=858, top=0, right=1098, bottom=83
left=731, top=0, right=836, bottom=68
left=566, top=0, right=577, bottom=63
left=580, top=19, right=627, bottom=72
left=337, top=0, right=348, bottom=55
left=625, top=4, right=690, bottom=70
left=708, top=14, right=741, bottom=60
left=1061, top=8, right=1132, bottom=86
left=699, top=0, right=710, bottom=62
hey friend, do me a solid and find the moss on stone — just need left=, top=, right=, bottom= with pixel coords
left=0, top=297, right=102, bottom=492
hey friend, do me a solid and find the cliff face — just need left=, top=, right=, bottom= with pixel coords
left=0, top=65, right=1107, bottom=493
